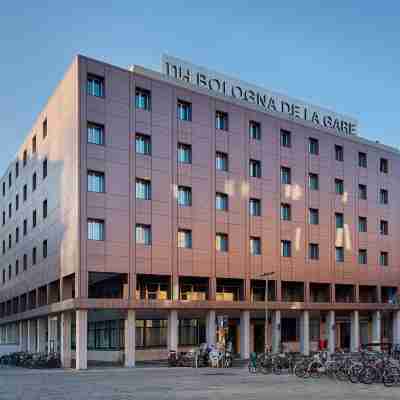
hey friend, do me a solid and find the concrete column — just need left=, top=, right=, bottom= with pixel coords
left=76, top=310, right=88, bottom=370
left=264, top=311, right=270, bottom=351
left=272, top=310, right=281, bottom=353
left=47, top=316, right=59, bottom=353
left=20, top=321, right=28, bottom=351
left=240, top=310, right=250, bottom=359
left=27, top=320, right=37, bottom=353
left=206, top=310, right=216, bottom=345
left=125, top=310, right=136, bottom=367
left=61, top=312, right=72, bottom=368
left=372, top=311, right=381, bottom=350
left=37, top=318, right=47, bottom=353
left=18, top=321, right=23, bottom=351
left=326, top=311, right=336, bottom=354
left=393, top=310, right=400, bottom=345
left=351, top=310, right=360, bottom=352
left=300, top=311, right=310, bottom=355
left=171, top=276, right=179, bottom=300
left=167, top=310, right=178, bottom=351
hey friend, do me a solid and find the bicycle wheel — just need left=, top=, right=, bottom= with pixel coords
left=383, top=371, right=396, bottom=387
left=335, top=366, right=349, bottom=381
left=361, top=366, right=376, bottom=385
left=309, top=362, right=322, bottom=379
left=294, top=362, right=308, bottom=378
left=349, top=365, right=363, bottom=384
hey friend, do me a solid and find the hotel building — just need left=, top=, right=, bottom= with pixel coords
left=0, top=55, right=399, bottom=369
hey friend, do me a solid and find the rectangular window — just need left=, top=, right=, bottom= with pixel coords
left=15, top=194, right=19, bottom=211
left=32, top=247, right=37, bottom=266
left=178, top=229, right=192, bottom=249
left=280, top=129, right=291, bottom=148
left=309, top=208, right=319, bottom=225
left=380, top=220, right=388, bottom=236
left=335, top=145, right=344, bottom=162
left=249, top=121, right=261, bottom=140
left=335, top=213, right=344, bottom=229
left=359, top=184, right=367, bottom=200
left=8, top=172, right=11, bottom=188
left=15, top=161, right=19, bottom=178
left=43, top=119, right=47, bottom=139
left=135, top=134, right=151, bottom=155
left=32, top=210, right=37, bottom=228
left=23, top=254, right=27, bottom=271
left=32, top=135, right=37, bottom=154
left=136, top=224, right=151, bottom=245
left=23, top=150, right=27, bottom=167
left=177, top=143, right=192, bottom=164
left=335, top=246, right=344, bottom=262
left=358, top=217, right=367, bottom=233
left=380, top=189, right=388, bottom=204
left=281, top=240, right=292, bottom=257
left=43, top=199, right=48, bottom=219
left=2, top=211, right=4, bottom=226
left=216, top=152, right=228, bottom=171
left=215, top=111, right=228, bottom=130
left=87, top=122, right=105, bottom=145
left=15, top=227, right=19, bottom=243
left=281, top=203, right=291, bottom=221
left=335, top=178, right=344, bottom=195
left=88, top=171, right=105, bottom=193
left=2, top=182, right=5, bottom=197
left=32, top=173, right=37, bottom=191
left=8, top=234, right=11, bottom=249
left=309, top=137, right=319, bottom=155
left=250, top=237, right=261, bottom=255
left=309, top=243, right=319, bottom=260
left=280, top=166, right=291, bottom=185
left=216, top=233, right=228, bottom=252
left=216, top=192, right=228, bottom=211
left=135, top=88, right=151, bottom=110
left=42, top=159, right=48, bottom=179
left=2, top=240, right=5, bottom=254
left=249, top=198, right=261, bottom=216
left=87, top=74, right=105, bottom=97
left=358, top=152, right=367, bottom=168
left=136, top=178, right=151, bottom=200
left=43, top=240, right=48, bottom=258
left=249, top=159, right=261, bottom=178
left=380, top=158, right=388, bottom=174
left=87, top=219, right=105, bottom=241
left=15, top=260, right=19, bottom=276
left=8, top=203, right=11, bottom=219
left=177, top=100, right=192, bottom=121
left=23, top=219, right=27, bottom=236
left=309, top=173, right=319, bottom=190
left=177, top=186, right=192, bottom=207
left=380, top=251, right=389, bottom=266
left=358, top=249, right=367, bottom=264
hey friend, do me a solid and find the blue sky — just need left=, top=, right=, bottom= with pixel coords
left=0, top=1, right=399, bottom=172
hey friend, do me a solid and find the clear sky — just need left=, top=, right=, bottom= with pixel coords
left=0, top=1, right=399, bottom=172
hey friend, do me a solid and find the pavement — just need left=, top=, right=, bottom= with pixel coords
left=0, top=366, right=399, bottom=400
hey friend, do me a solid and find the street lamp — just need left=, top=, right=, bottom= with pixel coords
left=258, top=272, right=275, bottom=353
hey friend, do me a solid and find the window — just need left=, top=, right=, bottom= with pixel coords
left=136, top=178, right=151, bottom=200
left=32, top=210, right=37, bottom=228
left=359, top=184, right=367, bottom=200
left=335, top=213, right=344, bottom=229
left=380, top=189, right=388, bottom=205
left=216, top=152, right=228, bottom=171
left=380, top=158, right=388, bottom=174
left=2, top=240, right=4, bottom=254
left=23, top=150, right=27, bottom=167
left=335, top=246, right=344, bottom=262
left=2, top=270, right=4, bottom=284
left=177, top=100, right=191, bottom=121
left=358, top=152, right=367, bottom=168
left=309, top=208, right=319, bottom=225
left=23, top=219, right=27, bottom=236
left=32, top=172, right=37, bottom=191
left=358, top=249, right=367, bottom=265
left=135, top=88, right=151, bottom=110
left=8, top=172, right=11, bottom=188
left=216, top=192, right=228, bottom=211
left=280, top=129, right=291, bottom=148
left=15, top=227, right=19, bottom=244
left=380, top=220, right=388, bottom=236
left=8, top=234, right=11, bottom=249
left=43, top=119, right=47, bottom=139
left=8, top=265, right=11, bottom=280
left=335, top=178, right=344, bottom=195
left=31, top=247, right=37, bottom=266
left=2, top=182, right=5, bottom=197
left=216, top=233, right=228, bottom=252
left=177, top=186, right=192, bottom=207
left=215, top=111, right=228, bottom=130
left=309, top=243, right=319, bottom=260
left=87, top=122, right=105, bottom=145
left=136, top=134, right=151, bottom=155
left=87, top=74, right=104, bottom=97
left=335, top=145, right=344, bottom=162
left=178, top=229, right=192, bottom=249
left=380, top=251, right=389, bottom=266
left=249, top=121, right=261, bottom=140
left=8, top=203, right=11, bottom=219
left=1, top=211, right=4, bottom=226
left=250, top=237, right=261, bottom=255
left=23, top=254, right=27, bottom=271
left=43, top=240, right=48, bottom=258
left=42, top=159, right=48, bottom=179
left=43, top=199, right=48, bottom=219
left=177, top=143, right=192, bottom=164
left=358, top=217, right=367, bottom=233
left=309, top=137, right=319, bottom=155
left=281, top=203, right=291, bottom=221
left=136, top=224, right=151, bottom=245
left=15, top=194, right=19, bottom=211
left=88, top=171, right=105, bottom=193
left=32, top=135, right=37, bottom=154
left=280, top=166, right=291, bottom=185
left=249, top=159, right=261, bottom=178
left=23, top=184, right=27, bottom=201
left=281, top=240, right=292, bottom=257
left=15, top=260, right=19, bottom=276
left=15, top=161, right=19, bottom=178
left=87, top=219, right=105, bottom=241
left=309, top=173, right=319, bottom=190
left=249, top=198, right=261, bottom=216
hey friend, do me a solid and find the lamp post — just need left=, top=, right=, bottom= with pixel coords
left=258, top=272, right=275, bottom=352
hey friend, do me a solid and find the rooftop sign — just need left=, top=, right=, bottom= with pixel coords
left=162, top=55, right=358, bottom=136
